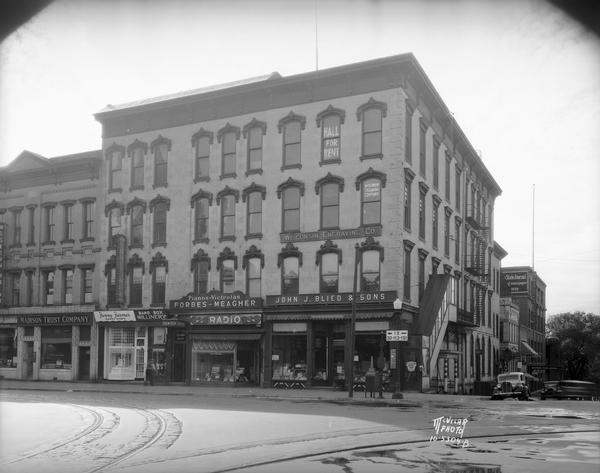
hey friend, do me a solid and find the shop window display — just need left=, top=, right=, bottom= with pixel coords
left=354, top=333, right=390, bottom=386
left=41, top=326, right=72, bottom=369
left=272, top=334, right=307, bottom=381
left=0, top=328, right=17, bottom=367
left=192, top=340, right=236, bottom=383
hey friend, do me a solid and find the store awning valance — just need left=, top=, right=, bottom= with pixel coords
left=190, top=333, right=262, bottom=341
left=264, top=311, right=393, bottom=322
left=521, top=340, right=539, bottom=357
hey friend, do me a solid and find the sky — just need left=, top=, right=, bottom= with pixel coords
left=0, top=0, right=598, bottom=316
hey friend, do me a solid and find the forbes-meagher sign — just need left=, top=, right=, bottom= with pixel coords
left=501, top=271, right=528, bottom=295
left=170, top=291, right=262, bottom=312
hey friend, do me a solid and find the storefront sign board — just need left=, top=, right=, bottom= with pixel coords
left=187, top=314, right=262, bottom=326
left=94, top=310, right=136, bottom=322
left=281, top=225, right=381, bottom=243
left=501, top=271, right=528, bottom=295
left=171, top=292, right=262, bottom=311
left=18, top=313, right=92, bottom=326
left=266, top=290, right=397, bottom=306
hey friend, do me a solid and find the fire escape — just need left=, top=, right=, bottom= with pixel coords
left=465, top=203, right=489, bottom=327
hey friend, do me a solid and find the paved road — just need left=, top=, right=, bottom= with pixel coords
left=1, top=380, right=598, bottom=473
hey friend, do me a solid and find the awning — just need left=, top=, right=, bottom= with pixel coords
left=521, top=341, right=539, bottom=357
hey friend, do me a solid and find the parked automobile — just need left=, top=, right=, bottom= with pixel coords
left=491, top=372, right=535, bottom=400
left=540, top=380, right=599, bottom=400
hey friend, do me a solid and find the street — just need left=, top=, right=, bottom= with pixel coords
left=0, top=386, right=598, bottom=473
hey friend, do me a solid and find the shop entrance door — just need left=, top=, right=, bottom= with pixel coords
left=24, top=341, right=34, bottom=379
left=78, top=346, right=90, bottom=380
left=236, top=344, right=256, bottom=384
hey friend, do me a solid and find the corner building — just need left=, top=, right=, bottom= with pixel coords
left=93, top=53, right=502, bottom=392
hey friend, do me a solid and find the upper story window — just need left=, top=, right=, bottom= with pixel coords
left=150, top=196, right=170, bottom=247
left=62, top=267, right=73, bottom=304
left=107, top=143, right=124, bottom=192
left=455, top=167, right=462, bottom=212
left=316, top=173, right=344, bottom=230
left=279, top=243, right=302, bottom=295
left=81, top=266, right=94, bottom=304
left=358, top=237, right=384, bottom=292
left=403, top=239, right=415, bottom=301
left=243, top=119, right=266, bottom=175
left=80, top=198, right=95, bottom=241
left=419, top=118, right=427, bottom=177
left=278, top=178, right=305, bottom=233
left=105, top=201, right=124, bottom=246
left=418, top=182, right=429, bottom=241
left=279, top=111, right=306, bottom=170
left=432, top=195, right=441, bottom=250
left=61, top=201, right=74, bottom=243
left=217, top=186, right=239, bottom=241
left=10, top=207, right=22, bottom=246
left=405, top=101, right=414, bottom=164
left=128, top=140, right=147, bottom=190
left=317, top=240, right=341, bottom=293
left=403, top=168, right=415, bottom=231
left=445, top=152, right=451, bottom=202
left=455, top=217, right=462, bottom=264
left=317, top=105, right=345, bottom=165
left=9, top=272, right=20, bottom=306
left=218, top=248, right=237, bottom=294
left=243, top=183, right=266, bottom=239
left=243, top=245, right=264, bottom=298
left=27, top=205, right=36, bottom=246
left=43, top=269, right=55, bottom=306
left=127, top=199, right=146, bottom=248
left=356, top=168, right=386, bottom=227
left=150, top=253, right=168, bottom=305
left=127, top=255, right=144, bottom=306
left=191, top=189, right=213, bottom=244
left=357, top=98, right=387, bottom=160
left=25, top=270, right=34, bottom=306
left=444, top=206, right=452, bottom=257
left=218, top=123, right=240, bottom=179
left=42, top=203, right=56, bottom=244
left=433, top=136, right=441, bottom=190
left=151, top=136, right=171, bottom=188
left=105, top=257, right=118, bottom=306
left=192, top=128, right=213, bottom=183
left=191, top=249, right=210, bottom=296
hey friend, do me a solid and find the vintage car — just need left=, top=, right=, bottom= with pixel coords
left=491, top=372, right=533, bottom=400
left=540, top=380, right=599, bottom=400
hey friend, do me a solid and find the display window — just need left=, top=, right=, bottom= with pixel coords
left=354, top=333, right=389, bottom=383
left=0, top=328, right=17, bottom=368
left=272, top=334, right=307, bottom=381
left=192, top=340, right=236, bottom=383
left=41, top=326, right=72, bottom=369
left=107, top=327, right=136, bottom=380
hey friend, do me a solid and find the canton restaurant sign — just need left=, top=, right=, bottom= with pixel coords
left=170, top=291, right=263, bottom=312
left=281, top=225, right=381, bottom=243
left=501, top=271, right=528, bottom=295
left=266, top=291, right=397, bottom=306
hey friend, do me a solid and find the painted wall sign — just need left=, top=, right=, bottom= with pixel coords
left=187, top=314, right=262, bottom=326
left=170, top=290, right=262, bottom=311
left=266, top=290, right=397, bottom=306
left=280, top=225, right=381, bottom=243
left=501, top=271, right=528, bottom=295
left=18, top=313, right=92, bottom=326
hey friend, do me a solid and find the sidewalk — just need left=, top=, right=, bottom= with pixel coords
left=0, top=379, right=481, bottom=407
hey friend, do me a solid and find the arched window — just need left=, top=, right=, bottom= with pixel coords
left=150, top=196, right=170, bottom=247
left=218, top=248, right=237, bottom=294
left=218, top=123, right=240, bottom=178
left=278, top=178, right=305, bottom=233
left=357, top=98, right=387, bottom=159
left=109, top=207, right=121, bottom=244
left=151, top=136, right=170, bottom=188
left=191, top=249, right=210, bottom=295
left=243, top=119, right=266, bottom=174
left=278, top=243, right=302, bottom=295
left=128, top=140, right=147, bottom=190
left=217, top=187, right=239, bottom=240
left=358, top=236, right=384, bottom=293
left=317, top=106, right=345, bottom=165
left=130, top=205, right=144, bottom=247
left=106, top=143, right=124, bottom=191
left=279, top=112, right=306, bottom=169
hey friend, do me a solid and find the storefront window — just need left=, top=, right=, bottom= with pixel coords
left=0, top=328, right=17, bottom=367
left=41, top=326, right=72, bottom=369
left=107, top=327, right=136, bottom=380
left=272, top=334, right=307, bottom=380
left=354, top=333, right=388, bottom=383
left=192, top=340, right=236, bottom=382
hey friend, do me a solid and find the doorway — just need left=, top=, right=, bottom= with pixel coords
left=24, top=341, right=34, bottom=379
left=78, top=346, right=90, bottom=380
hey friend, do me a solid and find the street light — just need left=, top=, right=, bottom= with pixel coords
left=348, top=243, right=359, bottom=398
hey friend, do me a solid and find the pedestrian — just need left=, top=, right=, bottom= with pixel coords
left=145, top=359, right=156, bottom=386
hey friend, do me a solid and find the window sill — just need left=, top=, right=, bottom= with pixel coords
left=360, top=153, right=383, bottom=161
left=281, top=163, right=302, bottom=172
left=153, top=183, right=168, bottom=190
left=319, top=159, right=341, bottom=167
left=245, top=233, right=263, bottom=240
left=193, top=238, right=210, bottom=245
left=246, top=168, right=263, bottom=177
left=129, top=185, right=145, bottom=192
left=220, top=173, right=237, bottom=180
left=194, top=176, right=210, bottom=183
left=219, top=236, right=236, bottom=242
left=152, top=242, right=167, bottom=249
left=108, top=187, right=122, bottom=194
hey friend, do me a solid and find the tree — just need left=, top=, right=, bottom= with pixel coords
left=546, top=312, right=600, bottom=382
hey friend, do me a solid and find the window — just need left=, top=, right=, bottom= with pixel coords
left=62, top=204, right=74, bottom=242
left=81, top=267, right=93, bottom=304
left=444, top=209, right=451, bottom=257
left=432, top=197, right=440, bottom=249
left=130, top=205, right=144, bottom=247
left=403, top=240, right=414, bottom=300
left=81, top=199, right=95, bottom=240
left=153, top=137, right=170, bottom=188
left=358, top=98, right=386, bottom=158
left=455, top=168, right=461, bottom=211
left=193, top=260, right=209, bottom=295
left=247, top=126, right=263, bottom=173
left=129, top=265, right=143, bottom=306
left=445, top=153, right=451, bottom=201
left=25, top=271, right=34, bottom=306
left=63, top=268, right=73, bottom=304
left=108, top=146, right=123, bottom=191
left=11, top=208, right=22, bottom=246
left=419, top=118, right=427, bottom=176
left=282, top=257, right=299, bottom=295
left=418, top=256, right=425, bottom=302
left=321, top=114, right=341, bottom=163
left=9, top=273, right=20, bottom=306
left=222, top=131, right=237, bottom=177
left=194, top=135, right=211, bottom=180
left=246, top=257, right=261, bottom=297
left=433, top=137, right=440, bottom=190
left=220, top=194, right=236, bottom=239
left=130, top=144, right=146, bottom=189
left=282, top=187, right=301, bottom=232
left=41, top=327, right=72, bottom=369
left=418, top=188, right=426, bottom=240
left=247, top=191, right=262, bottom=236
left=109, top=207, right=121, bottom=244
left=361, top=250, right=380, bottom=292
left=107, top=265, right=117, bottom=306
left=0, top=328, right=17, bottom=368
left=320, top=252, right=339, bottom=293
left=361, top=178, right=381, bottom=226
left=403, top=171, right=414, bottom=230
left=283, top=121, right=301, bottom=168
left=455, top=219, right=461, bottom=264
left=152, top=266, right=166, bottom=305
left=43, top=270, right=55, bottom=305
left=150, top=197, right=170, bottom=246
left=220, top=259, right=235, bottom=293
left=44, top=205, right=55, bottom=243
left=320, top=183, right=340, bottom=229
left=194, top=198, right=210, bottom=242
left=405, top=102, right=413, bottom=163
left=27, top=206, right=35, bottom=245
